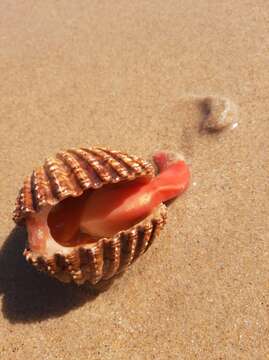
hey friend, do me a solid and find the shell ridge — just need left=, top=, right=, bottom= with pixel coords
left=102, top=236, right=121, bottom=280
left=57, top=151, right=91, bottom=190
left=44, top=157, right=78, bottom=201
left=14, top=176, right=35, bottom=222
left=83, top=147, right=123, bottom=183
left=133, top=224, right=153, bottom=260
left=30, top=169, right=46, bottom=212
left=88, top=241, right=104, bottom=284
left=144, top=219, right=159, bottom=253
left=100, top=148, right=139, bottom=174
left=33, top=167, right=54, bottom=209
left=22, top=176, right=34, bottom=213
left=69, top=148, right=110, bottom=185
left=103, top=148, right=151, bottom=177
left=128, top=154, right=155, bottom=177
left=66, top=250, right=84, bottom=283
left=91, top=148, right=130, bottom=179
left=118, top=229, right=138, bottom=271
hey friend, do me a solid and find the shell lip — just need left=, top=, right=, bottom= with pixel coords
left=25, top=202, right=167, bottom=259
left=23, top=203, right=167, bottom=285
left=13, top=147, right=156, bottom=224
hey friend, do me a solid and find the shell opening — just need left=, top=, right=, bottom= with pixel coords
left=26, top=176, right=153, bottom=253
left=25, top=152, right=190, bottom=256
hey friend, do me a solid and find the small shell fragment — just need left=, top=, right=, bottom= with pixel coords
left=200, top=96, right=238, bottom=131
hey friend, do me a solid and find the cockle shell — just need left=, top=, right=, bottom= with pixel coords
left=13, top=147, right=167, bottom=285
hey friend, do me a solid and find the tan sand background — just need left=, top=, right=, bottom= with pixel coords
left=0, top=1, right=268, bottom=359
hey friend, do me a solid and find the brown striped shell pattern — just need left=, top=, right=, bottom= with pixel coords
left=13, top=147, right=167, bottom=285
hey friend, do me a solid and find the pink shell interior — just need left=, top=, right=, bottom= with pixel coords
left=26, top=151, right=190, bottom=256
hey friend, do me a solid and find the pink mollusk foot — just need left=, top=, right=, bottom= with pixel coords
left=79, top=150, right=190, bottom=239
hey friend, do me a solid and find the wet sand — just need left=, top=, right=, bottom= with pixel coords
left=0, top=1, right=268, bottom=359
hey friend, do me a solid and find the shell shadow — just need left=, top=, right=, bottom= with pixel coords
left=0, top=226, right=118, bottom=324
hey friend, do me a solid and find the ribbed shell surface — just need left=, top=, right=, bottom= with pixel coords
left=24, top=204, right=167, bottom=285
left=13, top=147, right=168, bottom=285
left=13, top=147, right=155, bottom=223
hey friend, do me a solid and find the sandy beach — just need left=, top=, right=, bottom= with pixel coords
left=0, top=1, right=268, bottom=359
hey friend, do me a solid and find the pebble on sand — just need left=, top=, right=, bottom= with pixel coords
left=200, top=96, right=238, bottom=131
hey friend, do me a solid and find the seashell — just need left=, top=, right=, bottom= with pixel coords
left=13, top=147, right=168, bottom=285
left=200, top=96, right=238, bottom=131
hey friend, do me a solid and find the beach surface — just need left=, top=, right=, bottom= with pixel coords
left=0, top=1, right=268, bottom=359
